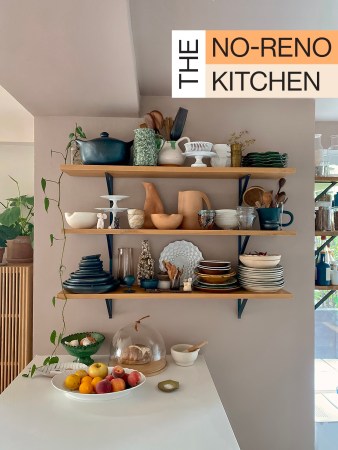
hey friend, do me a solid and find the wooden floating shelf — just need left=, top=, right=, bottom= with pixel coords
left=64, top=228, right=297, bottom=236
left=315, top=176, right=338, bottom=183
left=61, top=165, right=296, bottom=179
left=315, top=231, right=338, bottom=236
left=315, top=285, right=338, bottom=290
left=57, top=287, right=293, bottom=300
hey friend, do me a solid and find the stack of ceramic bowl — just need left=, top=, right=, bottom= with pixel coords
left=238, top=254, right=284, bottom=292
left=63, top=254, right=120, bottom=294
left=215, top=209, right=238, bottom=230
left=193, top=260, right=239, bottom=292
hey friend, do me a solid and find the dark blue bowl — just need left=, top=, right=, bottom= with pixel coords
left=141, top=278, right=159, bottom=289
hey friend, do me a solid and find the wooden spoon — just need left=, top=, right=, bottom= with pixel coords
left=277, top=178, right=286, bottom=196
left=183, top=341, right=208, bottom=353
left=275, top=191, right=286, bottom=205
left=262, top=191, right=273, bottom=208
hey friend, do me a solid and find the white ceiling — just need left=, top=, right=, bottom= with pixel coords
left=0, top=0, right=338, bottom=120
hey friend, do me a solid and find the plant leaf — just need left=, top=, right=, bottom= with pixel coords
left=50, top=330, right=56, bottom=345
left=52, top=296, right=56, bottom=307
left=22, top=374, right=28, bottom=377
left=44, top=197, right=50, bottom=212
left=30, top=364, right=37, bottom=377
left=43, top=357, right=50, bottom=365
left=68, top=133, right=75, bottom=139
left=0, top=207, right=20, bottom=226
left=41, top=177, right=47, bottom=192
left=50, top=234, right=54, bottom=246
left=58, top=333, right=63, bottom=344
left=49, top=356, right=59, bottom=364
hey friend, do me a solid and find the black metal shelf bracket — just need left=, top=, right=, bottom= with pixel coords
left=237, top=174, right=251, bottom=318
left=238, top=299, right=248, bottom=318
left=315, top=290, right=336, bottom=309
left=104, top=173, right=114, bottom=319
left=238, top=174, right=251, bottom=206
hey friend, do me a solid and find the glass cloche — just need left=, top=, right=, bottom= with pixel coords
left=109, top=315, right=167, bottom=376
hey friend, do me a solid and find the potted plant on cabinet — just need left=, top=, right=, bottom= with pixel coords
left=0, top=177, right=34, bottom=263
left=0, top=224, right=20, bottom=264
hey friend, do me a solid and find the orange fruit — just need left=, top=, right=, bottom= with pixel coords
left=74, top=369, right=88, bottom=380
left=64, top=374, right=81, bottom=391
left=81, top=376, right=93, bottom=384
left=79, top=382, right=94, bottom=394
left=91, top=376, right=103, bottom=388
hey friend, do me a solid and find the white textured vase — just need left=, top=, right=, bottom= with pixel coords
left=128, top=210, right=145, bottom=229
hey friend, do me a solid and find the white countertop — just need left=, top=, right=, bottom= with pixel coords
left=0, top=355, right=240, bottom=450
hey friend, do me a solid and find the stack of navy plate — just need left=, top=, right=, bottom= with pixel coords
left=238, top=264, right=284, bottom=292
left=63, top=254, right=120, bottom=294
left=242, top=152, right=288, bottom=168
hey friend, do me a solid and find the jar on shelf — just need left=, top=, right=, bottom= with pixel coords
left=117, top=248, right=133, bottom=284
left=315, top=206, right=334, bottom=231
left=236, top=206, right=256, bottom=230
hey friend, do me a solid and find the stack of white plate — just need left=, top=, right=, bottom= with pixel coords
left=215, top=209, right=238, bottom=229
left=238, top=264, right=285, bottom=292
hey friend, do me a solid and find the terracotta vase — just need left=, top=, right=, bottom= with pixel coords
left=6, top=236, right=33, bottom=263
left=143, top=182, right=164, bottom=228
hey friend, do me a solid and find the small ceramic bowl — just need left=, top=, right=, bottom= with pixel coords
left=65, top=212, right=97, bottom=229
left=141, top=278, right=159, bottom=289
left=171, top=344, right=199, bottom=366
left=151, top=214, right=183, bottom=230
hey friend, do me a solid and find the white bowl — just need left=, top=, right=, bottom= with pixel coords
left=65, top=212, right=97, bottom=229
left=215, top=209, right=237, bottom=214
left=239, top=255, right=281, bottom=268
left=171, top=344, right=199, bottom=366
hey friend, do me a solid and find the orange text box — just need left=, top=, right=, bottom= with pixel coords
left=206, top=30, right=338, bottom=64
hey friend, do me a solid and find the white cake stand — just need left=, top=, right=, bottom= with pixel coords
left=100, top=195, right=129, bottom=208
left=183, top=151, right=217, bottom=167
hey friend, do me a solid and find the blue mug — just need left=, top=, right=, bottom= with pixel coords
left=257, top=207, right=294, bottom=230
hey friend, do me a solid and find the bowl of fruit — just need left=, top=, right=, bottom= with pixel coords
left=61, top=332, right=105, bottom=365
left=51, top=362, right=145, bottom=401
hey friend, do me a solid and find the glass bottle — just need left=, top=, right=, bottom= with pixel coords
left=117, top=248, right=133, bottom=284
left=315, top=134, right=328, bottom=176
left=315, top=251, right=331, bottom=286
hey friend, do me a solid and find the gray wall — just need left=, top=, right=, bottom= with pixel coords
left=34, top=98, right=315, bottom=450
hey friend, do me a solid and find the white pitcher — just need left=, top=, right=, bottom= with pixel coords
left=158, top=137, right=190, bottom=166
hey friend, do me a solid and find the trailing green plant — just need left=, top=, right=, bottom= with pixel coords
left=23, top=124, right=86, bottom=377
left=0, top=176, right=34, bottom=244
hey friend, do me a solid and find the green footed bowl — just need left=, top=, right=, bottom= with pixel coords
left=61, top=332, right=105, bottom=365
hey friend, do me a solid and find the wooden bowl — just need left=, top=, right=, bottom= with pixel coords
left=197, top=266, right=231, bottom=275
left=151, top=214, right=183, bottom=230
left=199, top=260, right=231, bottom=268
left=196, top=272, right=236, bottom=284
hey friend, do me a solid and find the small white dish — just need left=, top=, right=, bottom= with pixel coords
left=171, top=344, right=199, bottom=366
left=65, top=212, right=97, bottom=229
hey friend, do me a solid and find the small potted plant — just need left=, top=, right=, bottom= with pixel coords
left=228, top=131, right=255, bottom=167
left=0, top=225, right=18, bottom=263
left=0, top=177, right=34, bottom=263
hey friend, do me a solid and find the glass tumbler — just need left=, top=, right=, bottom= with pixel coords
left=236, top=206, right=256, bottom=230
left=117, top=248, right=133, bottom=284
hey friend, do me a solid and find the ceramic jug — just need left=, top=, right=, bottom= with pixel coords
left=143, top=182, right=165, bottom=228
left=158, top=137, right=190, bottom=166
left=178, top=190, right=212, bottom=229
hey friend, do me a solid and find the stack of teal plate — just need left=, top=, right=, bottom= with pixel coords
left=63, top=254, right=120, bottom=294
left=242, top=152, right=288, bottom=168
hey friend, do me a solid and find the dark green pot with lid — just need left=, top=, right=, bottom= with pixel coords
left=76, top=132, right=133, bottom=165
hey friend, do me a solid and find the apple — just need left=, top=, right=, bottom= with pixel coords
left=105, top=375, right=114, bottom=382
left=111, top=377, right=126, bottom=392
left=127, top=370, right=142, bottom=387
left=88, top=362, right=108, bottom=379
left=95, top=379, right=112, bottom=394
left=112, top=365, right=125, bottom=378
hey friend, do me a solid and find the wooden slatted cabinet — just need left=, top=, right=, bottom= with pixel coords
left=0, top=264, right=33, bottom=392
